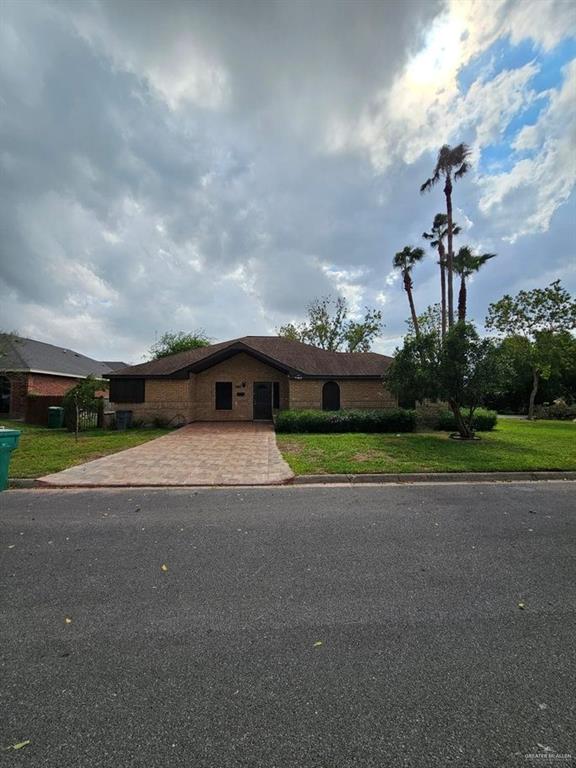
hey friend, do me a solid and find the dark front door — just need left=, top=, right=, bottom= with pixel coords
left=253, top=382, right=273, bottom=420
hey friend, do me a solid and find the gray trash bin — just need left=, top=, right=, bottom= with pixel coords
left=115, top=410, right=133, bottom=430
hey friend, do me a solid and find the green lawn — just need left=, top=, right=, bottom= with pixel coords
left=277, top=419, right=576, bottom=475
left=1, top=420, right=170, bottom=478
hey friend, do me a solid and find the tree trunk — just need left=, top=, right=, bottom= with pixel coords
left=528, top=368, right=540, bottom=420
left=444, top=176, right=454, bottom=328
left=404, top=273, right=420, bottom=339
left=438, top=243, right=447, bottom=342
left=448, top=399, right=474, bottom=439
left=458, top=275, right=466, bottom=322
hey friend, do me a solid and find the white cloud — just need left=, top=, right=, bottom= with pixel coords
left=478, top=60, right=576, bottom=240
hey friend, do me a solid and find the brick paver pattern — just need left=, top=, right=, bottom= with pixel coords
left=38, top=423, right=294, bottom=487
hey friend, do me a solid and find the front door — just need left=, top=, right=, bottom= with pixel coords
left=253, top=382, right=273, bottom=420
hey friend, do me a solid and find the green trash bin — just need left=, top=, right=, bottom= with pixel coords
left=48, top=406, right=65, bottom=429
left=0, top=428, right=20, bottom=491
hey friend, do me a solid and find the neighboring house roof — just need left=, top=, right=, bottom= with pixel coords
left=106, top=336, right=393, bottom=379
left=0, top=335, right=117, bottom=378
left=101, top=361, right=130, bottom=371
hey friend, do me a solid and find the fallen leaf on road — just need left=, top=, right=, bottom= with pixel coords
left=161, top=564, right=168, bottom=572
left=5, top=740, right=31, bottom=751
left=313, top=641, right=323, bottom=647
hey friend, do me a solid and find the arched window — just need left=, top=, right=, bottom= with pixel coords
left=0, top=375, right=11, bottom=414
left=322, top=381, right=340, bottom=411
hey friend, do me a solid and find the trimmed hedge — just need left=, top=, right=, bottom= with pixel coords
left=434, top=408, right=498, bottom=432
left=275, top=408, right=416, bottom=433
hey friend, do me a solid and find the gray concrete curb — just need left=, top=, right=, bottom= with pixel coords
left=7, top=478, right=40, bottom=489
left=6, top=471, right=576, bottom=489
left=292, top=471, right=576, bottom=485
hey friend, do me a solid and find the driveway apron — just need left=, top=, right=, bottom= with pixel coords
left=37, top=423, right=294, bottom=487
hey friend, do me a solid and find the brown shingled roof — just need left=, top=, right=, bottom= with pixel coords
left=107, top=336, right=392, bottom=378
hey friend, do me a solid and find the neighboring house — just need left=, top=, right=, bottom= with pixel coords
left=0, top=334, right=127, bottom=419
left=106, top=336, right=396, bottom=424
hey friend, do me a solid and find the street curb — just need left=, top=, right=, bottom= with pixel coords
left=7, top=478, right=40, bottom=489
left=292, top=471, right=576, bottom=485
left=7, top=471, right=576, bottom=490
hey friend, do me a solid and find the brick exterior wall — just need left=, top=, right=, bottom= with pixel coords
left=193, top=353, right=289, bottom=421
left=111, top=379, right=192, bottom=426
left=27, top=373, right=83, bottom=396
left=2, top=372, right=85, bottom=419
left=288, top=378, right=397, bottom=410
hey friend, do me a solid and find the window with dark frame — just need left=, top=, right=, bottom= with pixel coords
left=215, top=381, right=233, bottom=410
left=109, top=378, right=145, bottom=403
left=273, top=382, right=280, bottom=409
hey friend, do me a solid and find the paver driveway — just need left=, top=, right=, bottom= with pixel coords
left=38, top=422, right=294, bottom=487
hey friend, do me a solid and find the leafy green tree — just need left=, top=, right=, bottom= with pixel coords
left=421, top=144, right=471, bottom=328
left=422, top=214, right=461, bottom=340
left=438, top=323, right=508, bottom=438
left=392, top=246, right=425, bottom=339
left=386, top=322, right=509, bottom=439
left=453, top=247, right=496, bottom=322
left=406, top=304, right=443, bottom=341
left=149, top=330, right=211, bottom=360
left=278, top=296, right=382, bottom=352
left=486, top=280, right=576, bottom=419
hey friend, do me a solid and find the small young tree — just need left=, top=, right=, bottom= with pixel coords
left=486, top=280, right=576, bottom=419
left=62, top=376, right=102, bottom=441
left=278, top=296, right=382, bottom=352
left=149, top=330, right=211, bottom=360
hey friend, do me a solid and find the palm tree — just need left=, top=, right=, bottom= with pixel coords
left=423, top=213, right=461, bottom=341
left=393, top=246, right=425, bottom=338
left=453, top=246, right=496, bottom=321
left=420, top=143, right=471, bottom=328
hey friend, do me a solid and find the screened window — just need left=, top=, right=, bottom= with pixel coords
left=322, top=381, right=340, bottom=411
left=0, top=375, right=10, bottom=413
left=109, top=378, right=145, bottom=403
left=273, top=382, right=280, bottom=409
left=215, top=382, right=233, bottom=410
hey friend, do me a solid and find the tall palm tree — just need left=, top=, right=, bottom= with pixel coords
left=423, top=213, right=461, bottom=342
left=453, top=246, right=496, bottom=321
left=393, top=246, right=425, bottom=338
left=420, top=143, right=471, bottom=328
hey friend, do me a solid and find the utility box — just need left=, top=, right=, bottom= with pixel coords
left=0, top=428, right=21, bottom=491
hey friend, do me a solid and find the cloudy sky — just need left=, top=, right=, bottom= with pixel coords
left=1, top=0, right=575, bottom=363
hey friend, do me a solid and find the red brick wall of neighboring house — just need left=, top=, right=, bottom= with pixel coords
left=26, top=373, right=81, bottom=397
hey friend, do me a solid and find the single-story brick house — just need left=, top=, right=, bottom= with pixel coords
left=0, top=334, right=126, bottom=420
left=106, top=336, right=396, bottom=424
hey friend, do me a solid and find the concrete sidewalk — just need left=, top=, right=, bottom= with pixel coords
left=37, top=422, right=294, bottom=487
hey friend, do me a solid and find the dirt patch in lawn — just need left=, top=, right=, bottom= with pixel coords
left=353, top=450, right=389, bottom=463
left=279, top=441, right=304, bottom=454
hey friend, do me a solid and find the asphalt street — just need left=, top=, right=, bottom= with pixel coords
left=1, top=483, right=575, bottom=767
